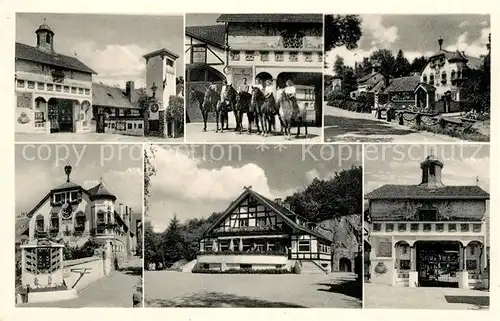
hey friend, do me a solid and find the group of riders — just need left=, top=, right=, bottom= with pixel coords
left=191, top=77, right=308, bottom=139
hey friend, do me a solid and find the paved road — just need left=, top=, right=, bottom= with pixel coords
left=16, top=133, right=183, bottom=143
left=144, top=271, right=361, bottom=308
left=324, top=105, right=461, bottom=143
left=19, top=257, right=143, bottom=308
left=186, top=113, right=322, bottom=143
left=364, top=283, right=489, bottom=310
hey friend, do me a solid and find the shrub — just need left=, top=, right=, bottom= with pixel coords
left=63, top=239, right=100, bottom=260
left=192, top=268, right=290, bottom=274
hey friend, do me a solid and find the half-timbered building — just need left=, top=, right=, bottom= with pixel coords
left=197, top=187, right=332, bottom=273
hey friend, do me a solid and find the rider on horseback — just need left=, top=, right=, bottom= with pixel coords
left=285, top=79, right=299, bottom=117
left=238, top=78, right=249, bottom=93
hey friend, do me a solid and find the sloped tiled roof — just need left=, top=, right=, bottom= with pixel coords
left=365, top=184, right=490, bottom=200
left=358, top=72, right=382, bottom=84
left=186, top=25, right=226, bottom=48
left=205, top=188, right=330, bottom=241
left=92, top=83, right=137, bottom=109
left=87, top=182, right=116, bottom=200
left=51, top=181, right=81, bottom=191
left=384, top=75, right=420, bottom=93
left=15, top=42, right=96, bottom=74
left=217, top=14, right=323, bottom=23
left=428, top=49, right=483, bottom=70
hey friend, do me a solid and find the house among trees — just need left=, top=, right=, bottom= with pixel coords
left=195, top=187, right=335, bottom=273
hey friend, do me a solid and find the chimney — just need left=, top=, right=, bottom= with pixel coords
left=419, top=155, right=444, bottom=189
left=125, top=206, right=129, bottom=220
left=125, top=81, right=137, bottom=103
left=119, top=203, right=124, bottom=216
left=274, top=198, right=283, bottom=206
left=438, top=38, right=444, bottom=50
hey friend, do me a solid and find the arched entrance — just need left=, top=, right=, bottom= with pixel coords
left=415, top=240, right=460, bottom=288
left=47, top=98, right=77, bottom=133
left=339, top=257, right=352, bottom=272
left=255, top=72, right=273, bottom=84
left=186, top=65, right=226, bottom=123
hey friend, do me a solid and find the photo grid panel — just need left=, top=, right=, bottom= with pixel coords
left=14, top=13, right=185, bottom=143
left=10, top=10, right=494, bottom=314
left=143, top=143, right=363, bottom=308
left=363, top=144, right=490, bottom=310
left=185, top=13, right=324, bottom=143
left=14, top=144, right=144, bottom=308
left=323, top=14, right=490, bottom=143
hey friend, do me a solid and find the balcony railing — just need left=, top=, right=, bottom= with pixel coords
left=371, top=221, right=484, bottom=234
left=198, top=249, right=287, bottom=256
left=210, top=225, right=286, bottom=237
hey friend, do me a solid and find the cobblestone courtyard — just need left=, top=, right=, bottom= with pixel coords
left=144, top=271, right=361, bottom=308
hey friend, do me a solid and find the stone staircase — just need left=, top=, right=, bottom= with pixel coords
left=300, top=260, right=329, bottom=274
left=329, top=272, right=358, bottom=281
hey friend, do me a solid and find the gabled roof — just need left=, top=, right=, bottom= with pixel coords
left=51, top=180, right=81, bottom=192
left=186, top=25, right=226, bottom=48
left=357, top=71, right=383, bottom=85
left=217, top=14, right=323, bottom=23
left=384, top=75, right=420, bottom=93
left=427, top=49, right=482, bottom=70
left=15, top=42, right=96, bottom=74
left=92, top=83, right=139, bottom=109
left=204, top=188, right=330, bottom=241
left=143, top=48, right=179, bottom=60
left=414, top=82, right=436, bottom=93
left=365, top=184, right=490, bottom=200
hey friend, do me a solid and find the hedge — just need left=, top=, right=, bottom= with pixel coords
left=192, top=268, right=291, bottom=274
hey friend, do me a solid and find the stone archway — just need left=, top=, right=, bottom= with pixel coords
left=339, top=257, right=352, bottom=272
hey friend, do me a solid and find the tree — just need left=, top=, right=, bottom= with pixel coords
left=324, top=15, right=363, bottom=52
left=285, top=166, right=362, bottom=222
left=394, top=49, right=411, bottom=78
left=333, top=55, right=345, bottom=76
left=369, top=49, right=396, bottom=77
left=410, top=56, right=428, bottom=74
left=162, top=215, right=185, bottom=266
left=461, top=33, right=491, bottom=113
left=144, top=221, right=160, bottom=268
left=144, top=146, right=157, bottom=214
left=341, top=67, right=357, bottom=98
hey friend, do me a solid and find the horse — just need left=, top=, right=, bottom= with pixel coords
left=235, top=91, right=252, bottom=134
left=250, top=87, right=266, bottom=134
left=217, top=85, right=237, bottom=133
left=201, top=86, right=220, bottom=131
left=277, top=89, right=308, bottom=139
left=190, top=88, right=208, bottom=131
left=261, top=92, right=280, bottom=137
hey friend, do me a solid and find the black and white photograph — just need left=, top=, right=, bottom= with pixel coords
left=15, top=13, right=184, bottom=142
left=185, top=14, right=323, bottom=142
left=143, top=144, right=362, bottom=307
left=15, top=144, right=143, bottom=307
left=363, top=144, right=490, bottom=309
left=323, top=14, right=490, bottom=143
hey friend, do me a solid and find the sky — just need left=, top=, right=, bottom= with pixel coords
left=15, top=144, right=143, bottom=215
left=364, top=144, right=490, bottom=194
left=185, top=13, right=220, bottom=27
left=16, top=13, right=184, bottom=88
left=325, top=14, right=490, bottom=74
left=146, top=144, right=362, bottom=232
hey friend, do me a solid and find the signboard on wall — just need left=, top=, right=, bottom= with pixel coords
left=374, top=236, right=393, bottom=258
left=149, top=102, right=160, bottom=120
left=16, top=92, right=33, bottom=109
left=232, top=68, right=252, bottom=87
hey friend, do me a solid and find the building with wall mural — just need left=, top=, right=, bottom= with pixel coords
left=17, top=165, right=138, bottom=260
left=15, top=23, right=95, bottom=134
left=217, top=14, right=323, bottom=125
left=365, top=155, right=489, bottom=289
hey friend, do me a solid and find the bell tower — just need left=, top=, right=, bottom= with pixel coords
left=419, top=154, right=444, bottom=189
left=35, top=20, right=55, bottom=53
